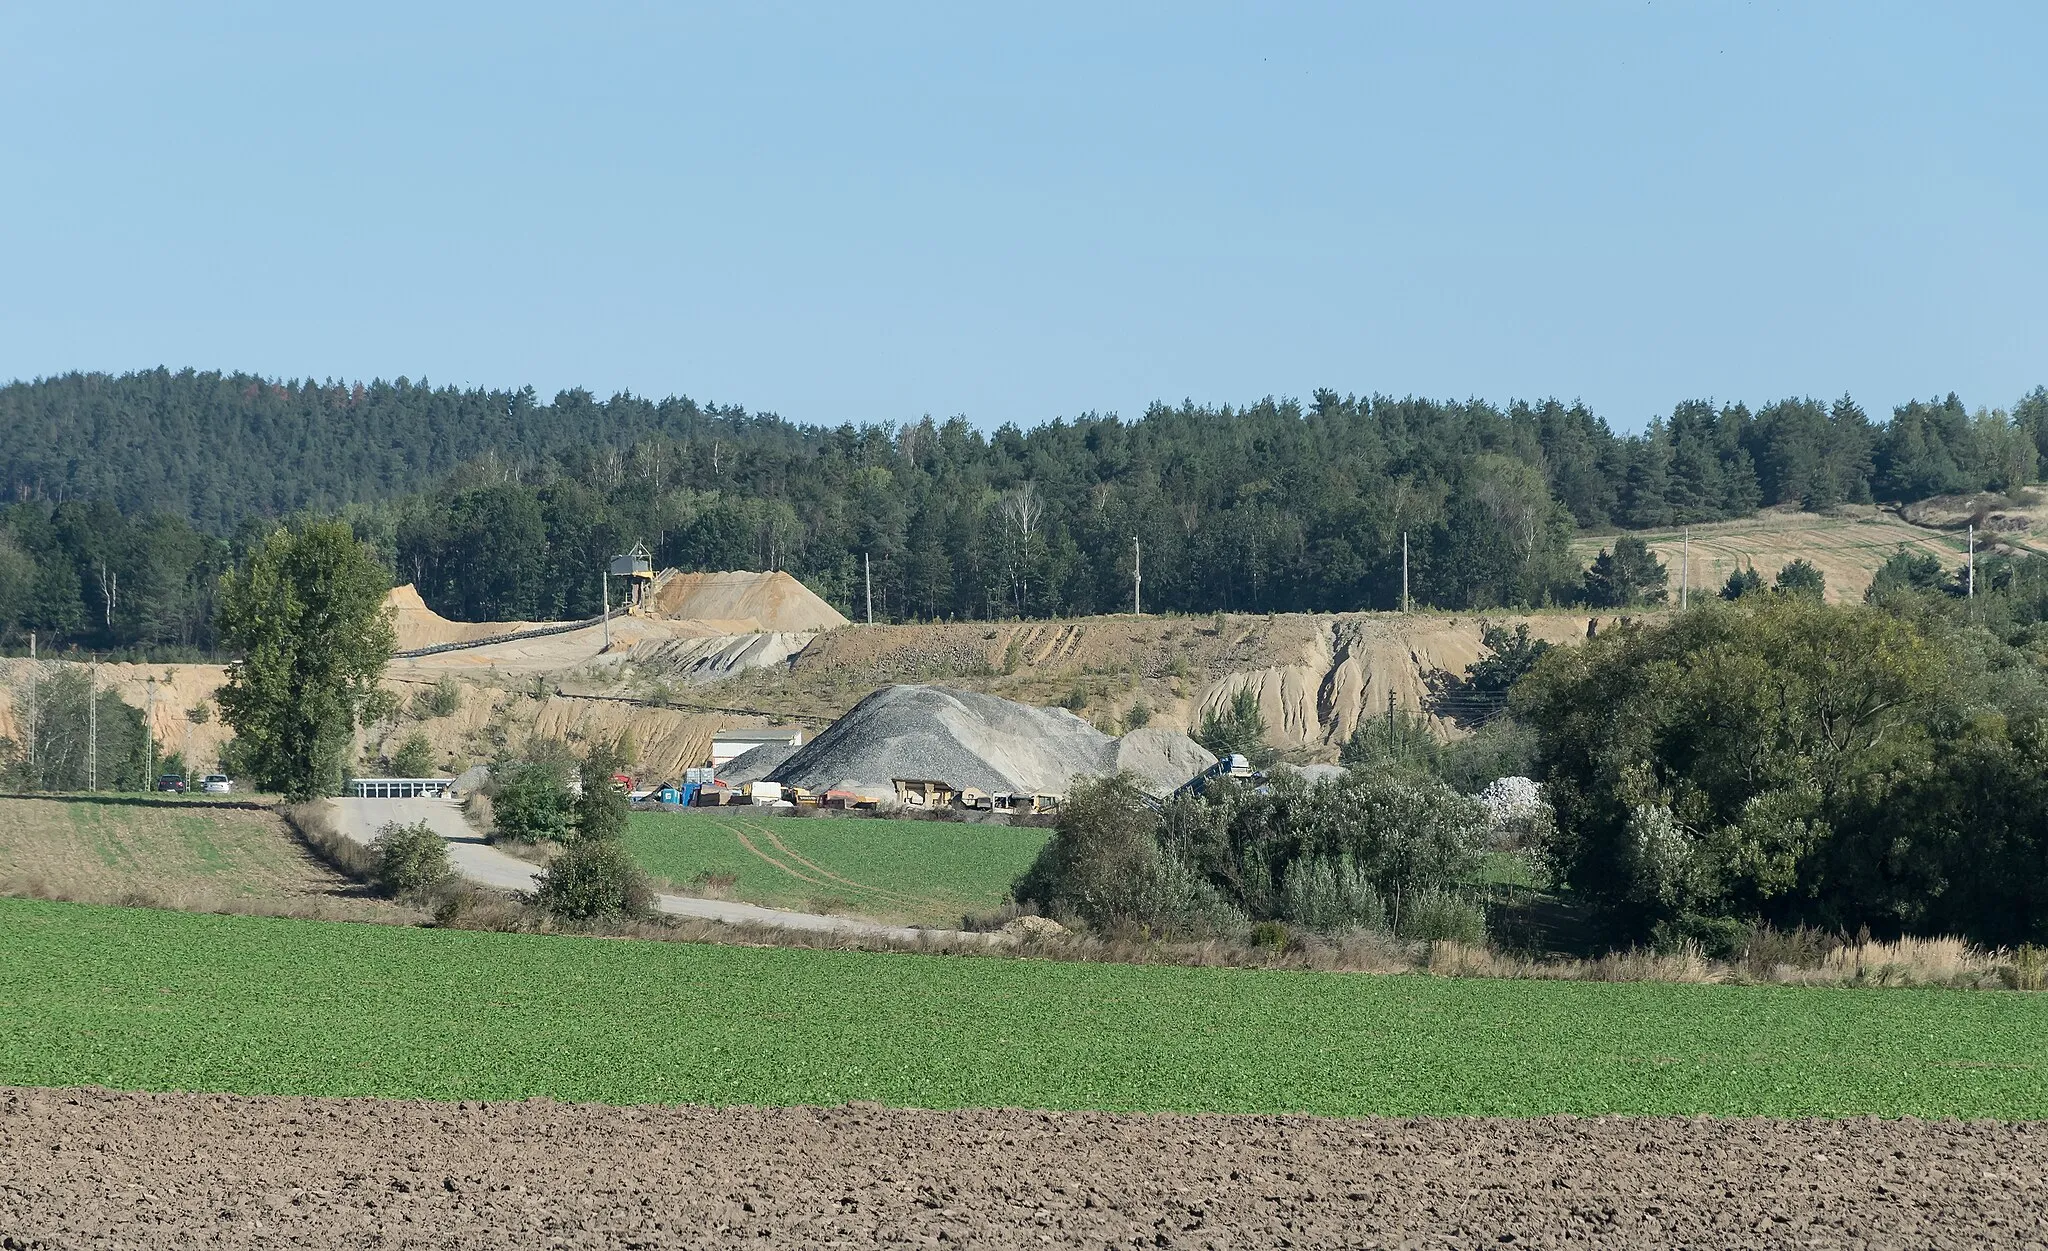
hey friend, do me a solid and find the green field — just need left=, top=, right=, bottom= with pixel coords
left=624, top=809, right=1049, bottom=926
left=2, top=898, right=2044, bottom=1118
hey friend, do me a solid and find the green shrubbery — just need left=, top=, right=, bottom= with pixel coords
left=528, top=742, right=653, bottom=925
left=533, top=839, right=654, bottom=924
left=490, top=763, right=576, bottom=843
left=370, top=820, right=450, bottom=898
left=1017, top=767, right=1492, bottom=943
left=1516, top=591, right=2048, bottom=950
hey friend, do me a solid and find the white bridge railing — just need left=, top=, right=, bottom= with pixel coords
left=346, top=777, right=454, bottom=799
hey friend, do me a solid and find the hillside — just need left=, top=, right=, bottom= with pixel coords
left=1571, top=507, right=1971, bottom=603
left=9, top=370, right=2045, bottom=663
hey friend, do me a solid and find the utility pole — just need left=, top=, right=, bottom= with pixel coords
left=600, top=570, right=611, bottom=649
left=88, top=654, right=98, bottom=793
left=1132, top=537, right=1142, bottom=615
left=865, top=552, right=874, bottom=625
left=23, top=660, right=36, bottom=788
left=1681, top=527, right=1690, bottom=609
left=1402, top=532, right=1410, bottom=613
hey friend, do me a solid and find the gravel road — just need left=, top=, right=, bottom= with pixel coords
left=323, top=798, right=940, bottom=940
left=5, top=1087, right=2042, bottom=1248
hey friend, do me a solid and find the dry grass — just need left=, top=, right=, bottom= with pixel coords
left=0, top=872, right=423, bottom=926
left=0, top=795, right=404, bottom=923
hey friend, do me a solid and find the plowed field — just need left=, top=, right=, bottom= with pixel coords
left=4, top=1087, right=2042, bottom=1248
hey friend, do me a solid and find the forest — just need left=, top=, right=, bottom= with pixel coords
left=2, top=368, right=2046, bottom=654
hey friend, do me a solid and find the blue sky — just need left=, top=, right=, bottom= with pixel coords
left=3, top=2, right=2042, bottom=432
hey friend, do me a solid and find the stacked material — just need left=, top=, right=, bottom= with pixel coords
left=645, top=570, right=849, bottom=633
left=1108, top=727, right=1218, bottom=796
left=764, top=685, right=1216, bottom=802
left=716, top=742, right=800, bottom=787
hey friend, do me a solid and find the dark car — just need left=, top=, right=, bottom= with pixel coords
left=156, top=774, right=187, bottom=793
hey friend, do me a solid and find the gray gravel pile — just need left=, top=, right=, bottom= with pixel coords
left=768, top=685, right=1116, bottom=798
left=715, top=742, right=798, bottom=786
left=1108, top=727, right=1216, bottom=796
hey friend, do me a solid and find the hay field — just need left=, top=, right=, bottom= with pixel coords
left=624, top=809, right=1047, bottom=927
left=0, top=796, right=402, bottom=920
left=3, top=897, right=2044, bottom=1117
left=1572, top=509, right=1966, bottom=604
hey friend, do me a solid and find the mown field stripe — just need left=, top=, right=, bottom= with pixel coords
left=0, top=898, right=2043, bottom=1119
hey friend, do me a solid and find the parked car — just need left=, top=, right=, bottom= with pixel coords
left=155, top=774, right=187, bottom=793
left=201, top=774, right=232, bottom=794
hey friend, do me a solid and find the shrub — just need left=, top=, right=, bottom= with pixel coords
left=1341, top=708, right=1440, bottom=774
left=533, top=839, right=655, bottom=925
left=1774, top=559, right=1826, bottom=600
left=411, top=678, right=462, bottom=719
left=370, top=820, right=450, bottom=898
left=491, top=763, right=575, bottom=843
left=1395, top=887, right=1488, bottom=944
left=390, top=731, right=435, bottom=778
left=1015, top=772, right=1242, bottom=938
left=1280, top=854, right=1386, bottom=934
left=1123, top=700, right=1152, bottom=731
left=573, top=756, right=629, bottom=842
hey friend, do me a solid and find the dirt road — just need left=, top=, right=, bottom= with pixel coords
left=323, top=797, right=941, bottom=939
left=4, top=1086, right=2041, bottom=1248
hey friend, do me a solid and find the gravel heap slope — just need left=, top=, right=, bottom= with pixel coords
left=767, top=684, right=1112, bottom=796
left=6, top=1088, right=2041, bottom=1250
left=762, top=684, right=1213, bottom=798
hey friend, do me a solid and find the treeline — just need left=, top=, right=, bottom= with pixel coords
left=4, top=369, right=2048, bottom=645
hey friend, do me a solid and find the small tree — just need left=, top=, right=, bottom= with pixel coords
left=1582, top=537, right=1668, bottom=607
left=573, top=754, right=629, bottom=843
left=390, top=731, right=435, bottom=778
left=410, top=678, right=462, bottom=719
left=1773, top=559, right=1826, bottom=600
left=214, top=522, right=394, bottom=800
left=371, top=820, right=450, bottom=898
left=1721, top=566, right=1764, bottom=601
left=1866, top=547, right=1950, bottom=601
left=490, top=763, right=575, bottom=843
left=1196, top=688, right=1273, bottom=766
left=1341, top=709, right=1440, bottom=774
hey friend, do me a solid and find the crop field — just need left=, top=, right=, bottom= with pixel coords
left=2, top=898, right=2043, bottom=1118
left=624, top=809, right=1049, bottom=926
left=0, top=796, right=398, bottom=919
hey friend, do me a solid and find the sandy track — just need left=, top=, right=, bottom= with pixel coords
left=4, top=1088, right=2042, bottom=1249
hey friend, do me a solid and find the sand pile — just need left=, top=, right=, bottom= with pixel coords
left=384, top=585, right=553, bottom=651
left=646, top=570, right=848, bottom=633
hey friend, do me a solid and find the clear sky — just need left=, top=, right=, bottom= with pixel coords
left=3, top=2, right=2042, bottom=432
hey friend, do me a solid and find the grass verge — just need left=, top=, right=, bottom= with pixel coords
left=1, top=897, right=2043, bottom=1118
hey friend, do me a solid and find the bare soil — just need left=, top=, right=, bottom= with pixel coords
left=4, top=1087, right=2042, bottom=1249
